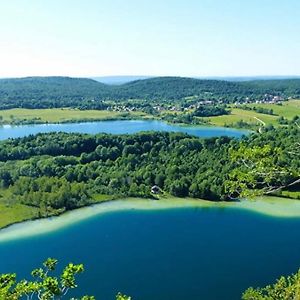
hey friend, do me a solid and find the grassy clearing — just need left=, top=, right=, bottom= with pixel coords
left=203, top=99, right=300, bottom=127
left=0, top=108, right=148, bottom=124
left=0, top=191, right=119, bottom=229
left=204, top=108, right=278, bottom=127
left=0, top=203, right=39, bottom=229
left=0, top=204, right=39, bottom=229
left=92, top=194, right=116, bottom=203
left=0, top=189, right=37, bottom=228
left=280, top=190, right=300, bottom=199
left=245, top=99, right=300, bottom=120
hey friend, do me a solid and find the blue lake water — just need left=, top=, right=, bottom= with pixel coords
left=0, top=120, right=249, bottom=140
left=0, top=207, right=300, bottom=300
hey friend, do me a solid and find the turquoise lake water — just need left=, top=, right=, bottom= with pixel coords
left=0, top=120, right=249, bottom=140
left=0, top=207, right=300, bottom=300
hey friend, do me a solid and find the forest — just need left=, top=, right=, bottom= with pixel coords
left=0, top=76, right=300, bottom=109
left=0, top=125, right=298, bottom=217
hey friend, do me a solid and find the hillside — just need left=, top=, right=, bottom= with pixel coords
left=0, top=76, right=300, bottom=109
left=115, top=77, right=300, bottom=101
left=241, top=79, right=300, bottom=94
left=0, top=76, right=110, bottom=109
left=112, top=77, right=246, bottom=100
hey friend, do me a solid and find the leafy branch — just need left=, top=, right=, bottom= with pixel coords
left=0, top=258, right=131, bottom=300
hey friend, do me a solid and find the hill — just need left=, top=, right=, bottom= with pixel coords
left=0, top=76, right=110, bottom=109
left=241, top=79, right=300, bottom=94
left=115, top=77, right=300, bottom=101
left=0, top=76, right=299, bottom=109
left=113, top=76, right=245, bottom=101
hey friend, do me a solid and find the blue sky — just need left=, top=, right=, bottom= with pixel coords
left=0, top=0, right=299, bottom=77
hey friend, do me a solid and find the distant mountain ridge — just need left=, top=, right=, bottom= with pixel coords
left=92, top=76, right=153, bottom=85
left=92, top=75, right=300, bottom=84
left=0, top=76, right=299, bottom=109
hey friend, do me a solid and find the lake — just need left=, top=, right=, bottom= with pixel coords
left=0, top=200, right=300, bottom=300
left=0, top=120, right=249, bottom=140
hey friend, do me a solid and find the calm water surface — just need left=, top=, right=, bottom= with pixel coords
left=0, top=208, right=300, bottom=300
left=0, top=120, right=249, bottom=140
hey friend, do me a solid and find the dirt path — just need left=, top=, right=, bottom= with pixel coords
left=253, top=116, right=266, bottom=126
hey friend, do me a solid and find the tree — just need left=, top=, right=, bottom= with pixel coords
left=0, top=258, right=131, bottom=300
left=225, top=143, right=300, bottom=199
left=0, top=258, right=93, bottom=300
left=242, top=269, right=300, bottom=299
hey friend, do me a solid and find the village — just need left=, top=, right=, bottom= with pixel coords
left=104, top=93, right=287, bottom=114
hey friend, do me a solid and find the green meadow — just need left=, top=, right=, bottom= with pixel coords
left=0, top=108, right=148, bottom=124
left=246, top=99, right=300, bottom=119
left=204, top=99, right=300, bottom=127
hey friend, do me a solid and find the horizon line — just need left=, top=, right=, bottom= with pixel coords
left=1, top=74, right=300, bottom=80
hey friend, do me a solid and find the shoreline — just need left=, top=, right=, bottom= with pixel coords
left=0, top=196, right=300, bottom=243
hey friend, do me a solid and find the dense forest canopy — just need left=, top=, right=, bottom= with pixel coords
left=0, top=126, right=298, bottom=217
left=0, top=77, right=111, bottom=109
left=0, top=76, right=299, bottom=109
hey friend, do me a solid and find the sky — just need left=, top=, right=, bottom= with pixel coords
left=0, top=0, right=299, bottom=78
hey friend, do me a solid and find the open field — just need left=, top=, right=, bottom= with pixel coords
left=204, top=99, right=300, bottom=127
left=0, top=189, right=37, bottom=228
left=203, top=108, right=278, bottom=127
left=0, top=108, right=148, bottom=124
left=0, top=100, right=299, bottom=128
left=245, top=99, right=300, bottom=120
left=0, top=191, right=119, bottom=229
left=0, top=203, right=39, bottom=229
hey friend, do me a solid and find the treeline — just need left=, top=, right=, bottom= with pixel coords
left=162, top=105, right=229, bottom=125
left=241, top=105, right=275, bottom=115
left=0, top=77, right=111, bottom=110
left=0, top=126, right=299, bottom=215
left=0, top=76, right=299, bottom=109
left=0, top=132, right=233, bottom=204
left=192, top=105, right=229, bottom=117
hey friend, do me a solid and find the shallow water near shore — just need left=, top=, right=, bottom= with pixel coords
left=1, top=197, right=300, bottom=242
left=0, top=197, right=300, bottom=300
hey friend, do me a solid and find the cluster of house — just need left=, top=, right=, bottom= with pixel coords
left=257, top=94, right=283, bottom=104
left=104, top=94, right=287, bottom=114
left=107, top=105, right=137, bottom=112
left=238, top=95, right=284, bottom=105
left=154, top=100, right=217, bottom=112
left=185, top=100, right=214, bottom=110
left=153, top=105, right=181, bottom=112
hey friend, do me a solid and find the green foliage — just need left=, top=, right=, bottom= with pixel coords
left=242, top=269, right=300, bottom=300
left=225, top=126, right=299, bottom=198
left=0, top=126, right=298, bottom=216
left=0, top=77, right=111, bottom=110
left=161, top=105, right=229, bottom=125
left=192, top=105, right=230, bottom=117
left=241, top=105, right=275, bottom=116
left=116, top=293, right=131, bottom=300
left=0, top=258, right=92, bottom=300
left=0, top=259, right=132, bottom=300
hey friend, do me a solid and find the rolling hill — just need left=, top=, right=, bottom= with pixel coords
left=0, top=76, right=299, bottom=109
